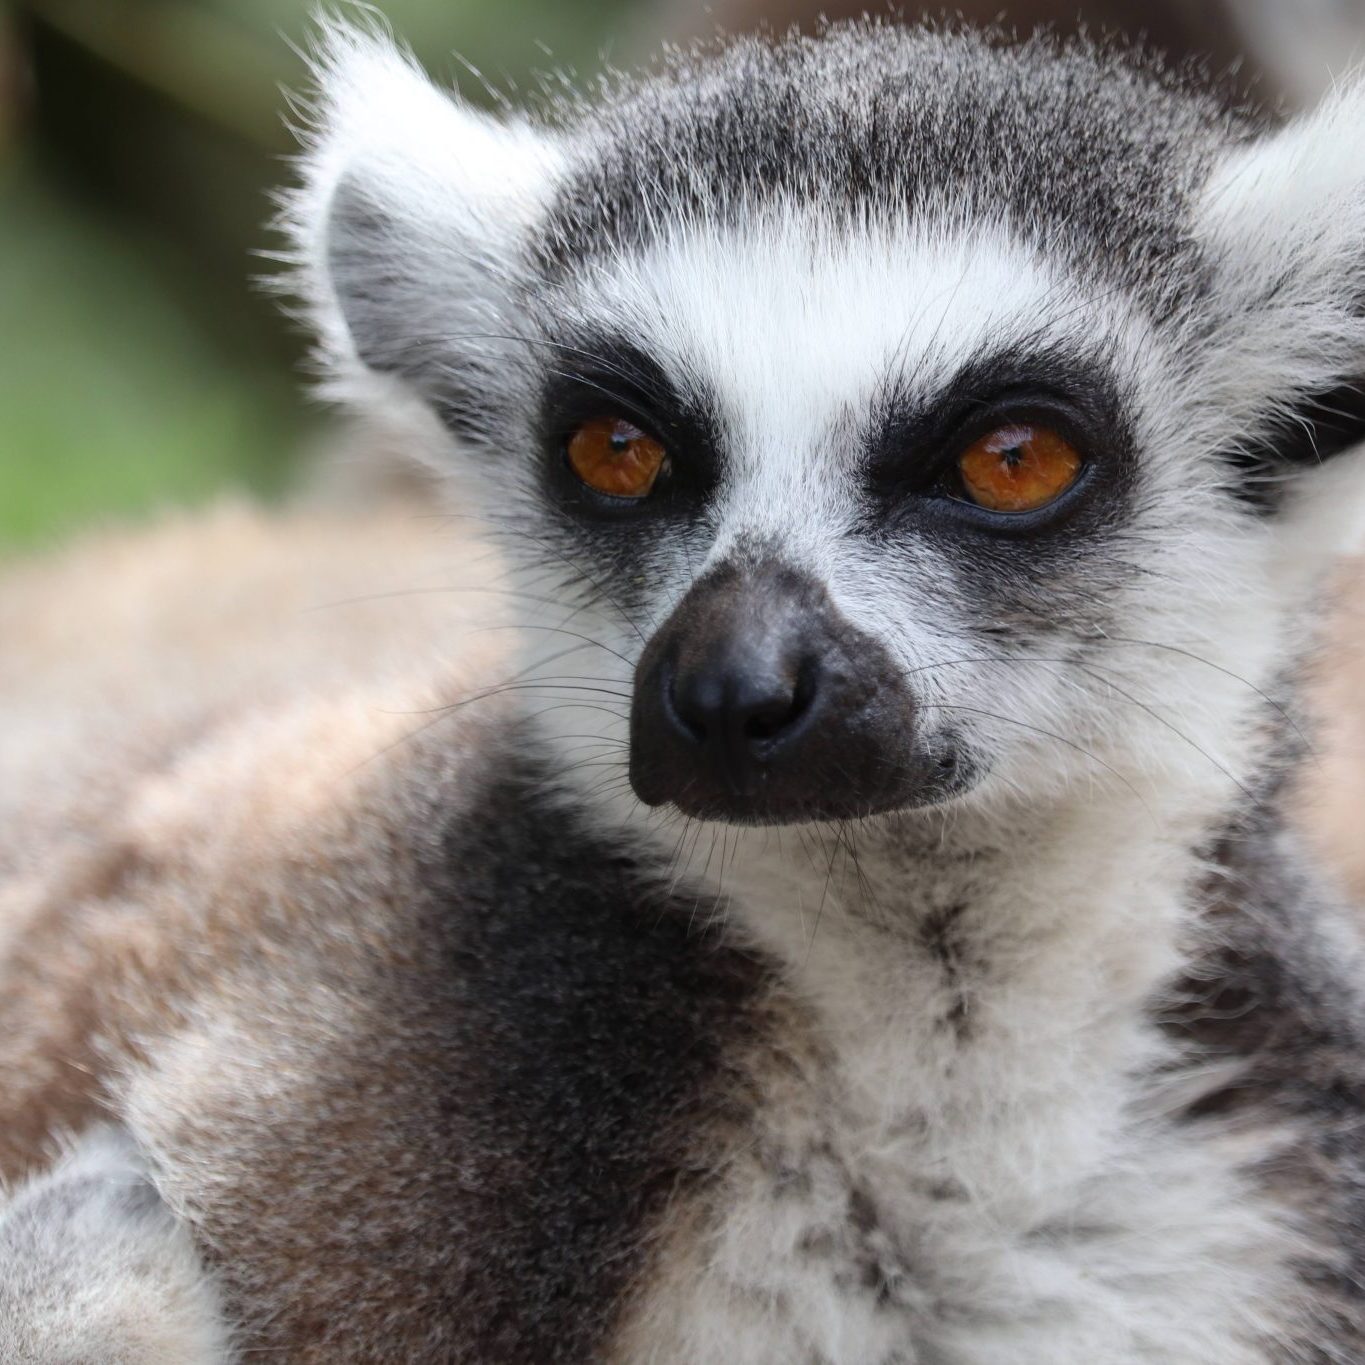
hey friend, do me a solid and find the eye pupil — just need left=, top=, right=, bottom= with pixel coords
left=957, top=424, right=1082, bottom=514
left=567, top=415, right=668, bottom=500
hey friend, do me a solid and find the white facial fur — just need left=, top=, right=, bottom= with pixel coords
left=531, top=212, right=1277, bottom=815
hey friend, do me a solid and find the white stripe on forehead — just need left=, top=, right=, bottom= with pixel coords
left=557, top=208, right=1144, bottom=564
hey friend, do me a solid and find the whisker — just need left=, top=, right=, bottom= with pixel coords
left=1096, top=634, right=1314, bottom=758
left=920, top=703, right=1156, bottom=824
left=474, top=622, right=636, bottom=670
left=910, top=653, right=1254, bottom=800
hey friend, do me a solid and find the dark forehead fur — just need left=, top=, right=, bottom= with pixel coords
left=539, top=22, right=1264, bottom=309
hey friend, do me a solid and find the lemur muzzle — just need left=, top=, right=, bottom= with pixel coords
left=629, top=558, right=967, bottom=823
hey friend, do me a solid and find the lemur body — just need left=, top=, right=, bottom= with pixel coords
left=6, top=19, right=1365, bottom=1363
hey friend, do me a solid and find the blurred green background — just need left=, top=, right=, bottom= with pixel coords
left=0, top=0, right=633, bottom=551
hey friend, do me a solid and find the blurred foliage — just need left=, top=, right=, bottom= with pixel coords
left=0, top=164, right=298, bottom=547
left=0, top=0, right=633, bottom=550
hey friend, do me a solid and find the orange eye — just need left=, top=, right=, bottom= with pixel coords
left=567, top=416, right=667, bottom=499
left=957, top=424, right=1083, bottom=513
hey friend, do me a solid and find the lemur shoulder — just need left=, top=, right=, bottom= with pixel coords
left=6, top=18, right=1365, bottom=1364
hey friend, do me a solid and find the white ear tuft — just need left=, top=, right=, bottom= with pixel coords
left=1200, top=82, right=1365, bottom=301
left=1190, top=82, right=1365, bottom=471
left=279, top=19, right=564, bottom=397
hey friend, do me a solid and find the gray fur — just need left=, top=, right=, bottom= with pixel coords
left=0, top=1127, right=231, bottom=1364
left=538, top=27, right=1247, bottom=295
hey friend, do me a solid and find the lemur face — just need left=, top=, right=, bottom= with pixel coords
left=537, top=218, right=1146, bottom=823
left=296, top=23, right=1365, bottom=826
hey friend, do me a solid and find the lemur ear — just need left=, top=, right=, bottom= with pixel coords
left=282, top=23, right=563, bottom=410
left=1192, top=86, right=1365, bottom=480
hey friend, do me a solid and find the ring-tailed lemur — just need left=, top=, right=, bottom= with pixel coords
left=7, top=16, right=1365, bottom=1363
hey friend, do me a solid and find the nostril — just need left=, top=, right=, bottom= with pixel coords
left=663, top=652, right=821, bottom=757
left=662, top=658, right=708, bottom=744
left=738, top=660, right=818, bottom=747
left=742, top=699, right=797, bottom=742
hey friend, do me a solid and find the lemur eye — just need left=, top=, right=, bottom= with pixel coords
left=567, top=416, right=667, bottom=499
left=956, top=424, right=1082, bottom=513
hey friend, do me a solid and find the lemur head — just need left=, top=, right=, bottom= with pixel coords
left=288, top=20, right=1365, bottom=827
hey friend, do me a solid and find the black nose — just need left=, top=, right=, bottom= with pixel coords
left=666, top=650, right=817, bottom=781
left=629, top=557, right=951, bottom=823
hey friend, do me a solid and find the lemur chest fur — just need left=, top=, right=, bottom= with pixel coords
left=675, top=1038, right=1286, bottom=1365
left=616, top=805, right=1309, bottom=1365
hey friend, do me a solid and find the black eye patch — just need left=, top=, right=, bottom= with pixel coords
left=858, top=344, right=1135, bottom=540
left=536, top=332, right=724, bottom=517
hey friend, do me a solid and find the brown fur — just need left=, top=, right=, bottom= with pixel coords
left=0, top=498, right=509, bottom=1179
left=1294, top=557, right=1365, bottom=902
left=0, top=499, right=788, bottom=1358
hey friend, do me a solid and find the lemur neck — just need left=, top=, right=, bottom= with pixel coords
left=732, top=788, right=1203, bottom=995
left=651, top=780, right=1237, bottom=1122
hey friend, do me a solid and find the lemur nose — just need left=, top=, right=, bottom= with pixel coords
left=666, top=650, right=817, bottom=776
left=629, top=556, right=941, bottom=823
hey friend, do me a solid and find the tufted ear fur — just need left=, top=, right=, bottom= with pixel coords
left=1192, top=84, right=1365, bottom=488
left=281, top=23, right=563, bottom=432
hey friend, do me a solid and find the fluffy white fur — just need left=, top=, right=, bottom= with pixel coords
left=280, top=19, right=566, bottom=435
left=0, top=1128, right=232, bottom=1364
